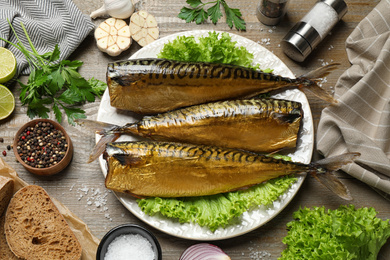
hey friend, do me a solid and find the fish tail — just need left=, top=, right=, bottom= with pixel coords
left=75, top=119, right=124, bottom=163
left=297, top=63, right=340, bottom=104
left=75, top=119, right=119, bottom=135
left=87, top=134, right=121, bottom=163
left=309, top=152, right=360, bottom=200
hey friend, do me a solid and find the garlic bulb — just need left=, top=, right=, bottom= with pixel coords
left=90, top=0, right=135, bottom=19
left=95, top=18, right=132, bottom=56
left=129, top=10, right=159, bottom=47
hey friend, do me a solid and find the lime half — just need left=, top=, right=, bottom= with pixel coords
left=0, top=84, right=15, bottom=120
left=0, top=47, right=17, bottom=83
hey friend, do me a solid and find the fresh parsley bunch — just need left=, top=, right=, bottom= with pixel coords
left=0, top=21, right=106, bottom=125
left=178, top=0, right=246, bottom=31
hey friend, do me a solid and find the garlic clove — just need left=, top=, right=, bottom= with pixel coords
left=114, top=19, right=127, bottom=30
left=118, top=26, right=130, bottom=37
left=95, top=17, right=132, bottom=56
left=99, top=22, right=111, bottom=33
left=146, top=15, right=158, bottom=28
left=117, top=36, right=131, bottom=50
left=147, top=28, right=159, bottom=40
left=109, top=26, right=118, bottom=36
left=105, top=18, right=117, bottom=27
left=95, top=27, right=109, bottom=40
left=97, top=38, right=108, bottom=50
left=138, top=10, right=148, bottom=19
left=129, top=10, right=159, bottom=47
left=106, top=44, right=121, bottom=56
left=129, top=22, right=141, bottom=35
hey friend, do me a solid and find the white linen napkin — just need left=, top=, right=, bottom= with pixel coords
left=317, top=0, right=390, bottom=197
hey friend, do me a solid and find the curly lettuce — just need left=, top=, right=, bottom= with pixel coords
left=280, top=205, right=390, bottom=260
left=157, top=31, right=272, bottom=72
left=138, top=176, right=297, bottom=232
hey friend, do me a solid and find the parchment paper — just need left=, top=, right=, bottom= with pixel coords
left=0, top=158, right=100, bottom=260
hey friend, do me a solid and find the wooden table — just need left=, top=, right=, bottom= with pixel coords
left=1, top=0, right=389, bottom=259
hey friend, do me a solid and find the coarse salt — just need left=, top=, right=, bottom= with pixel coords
left=104, top=234, right=155, bottom=260
left=301, top=2, right=339, bottom=39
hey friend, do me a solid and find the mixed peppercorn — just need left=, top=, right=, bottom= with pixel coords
left=0, top=138, right=10, bottom=156
left=16, top=121, right=68, bottom=168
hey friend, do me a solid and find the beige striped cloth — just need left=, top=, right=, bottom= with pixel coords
left=317, top=0, right=390, bottom=197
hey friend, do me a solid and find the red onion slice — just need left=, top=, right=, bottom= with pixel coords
left=180, top=243, right=231, bottom=260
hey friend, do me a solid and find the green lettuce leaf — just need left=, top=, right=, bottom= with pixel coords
left=280, top=205, right=390, bottom=260
left=138, top=176, right=297, bottom=232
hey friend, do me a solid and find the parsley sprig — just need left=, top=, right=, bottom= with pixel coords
left=178, top=0, right=246, bottom=31
left=0, top=21, right=106, bottom=125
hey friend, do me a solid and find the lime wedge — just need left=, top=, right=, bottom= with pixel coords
left=0, top=84, right=15, bottom=120
left=0, top=47, right=17, bottom=83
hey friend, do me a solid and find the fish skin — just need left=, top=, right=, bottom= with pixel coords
left=107, top=58, right=338, bottom=114
left=104, top=141, right=358, bottom=199
left=80, top=98, right=303, bottom=162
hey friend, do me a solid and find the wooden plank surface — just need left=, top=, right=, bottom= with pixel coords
left=1, top=0, right=389, bottom=259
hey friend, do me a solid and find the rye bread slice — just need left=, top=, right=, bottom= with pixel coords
left=4, top=185, right=82, bottom=260
left=0, top=176, right=13, bottom=217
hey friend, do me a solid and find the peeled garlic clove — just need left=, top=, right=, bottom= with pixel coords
left=95, top=18, right=132, bottom=56
left=129, top=10, right=159, bottom=47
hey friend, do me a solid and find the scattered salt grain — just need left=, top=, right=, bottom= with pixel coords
left=104, top=234, right=155, bottom=260
left=249, top=250, right=271, bottom=259
left=258, top=38, right=271, bottom=46
left=247, top=241, right=271, bottom=259
left=105, top=213, right=113, bottom=221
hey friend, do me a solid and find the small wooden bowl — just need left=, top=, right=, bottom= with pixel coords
left=13, top=119, right=73, bottom=176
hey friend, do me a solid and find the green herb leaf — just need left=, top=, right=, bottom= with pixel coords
left=194, top=8, right=208, bottom=24
left=222, top=2, right=246, bottom=31
left=88, top=78, right=108, bottom=96
left=187, top=0, right=203, bottom=8
left=62, top=106, right=86, bottom=125
left=178, top=0, right=246, bottom=31
left=41, top=44, right=60, bottom=62
left=178, top=7, right=197, bottom=23
left=0, top=20, right=107, bottom=125
left=207, top=3, right=223, bottom=24
left=52, top=102, right=62, bottom=123
left=58, top=89, right=80, bottom=105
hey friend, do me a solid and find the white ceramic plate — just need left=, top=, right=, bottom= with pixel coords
left=97, top=30, right=314, bottom=240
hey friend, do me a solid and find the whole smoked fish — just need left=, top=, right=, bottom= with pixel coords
left=104, top=141, right=359, bottom=200
left=107, top=58, right=338, bottom=114
left=80, top=98, right=303, bottom=162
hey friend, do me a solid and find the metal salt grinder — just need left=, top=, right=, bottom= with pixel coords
left=281, top=0, right=348, bottom=62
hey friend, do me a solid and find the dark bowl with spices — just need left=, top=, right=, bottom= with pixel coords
left=96, top=224, right=162, bottom=260
left=13, top=119, right=73, bottom=176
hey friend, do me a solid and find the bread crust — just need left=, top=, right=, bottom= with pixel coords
left=0, top=176, right=13, bottom=217
left=4, top=185, right=82, bottom=260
